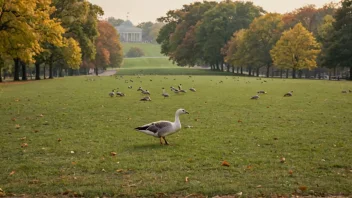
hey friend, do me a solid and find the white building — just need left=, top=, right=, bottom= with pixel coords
left=116, top=20, right=142, bottom=42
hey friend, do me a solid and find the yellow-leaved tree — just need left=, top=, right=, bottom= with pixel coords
left=270, top=23, right=321, bottom=78
left=62, top=38, right=82, bottom=70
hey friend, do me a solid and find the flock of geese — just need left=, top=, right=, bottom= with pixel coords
left=108, top=84, right=197, bottom=101
left=106, top=76, right=351, bottom=145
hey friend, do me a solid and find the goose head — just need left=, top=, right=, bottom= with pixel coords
left=176, top=108, right=189, bottom=115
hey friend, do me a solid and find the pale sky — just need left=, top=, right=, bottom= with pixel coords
left=88, top=0, right=338, bottom=25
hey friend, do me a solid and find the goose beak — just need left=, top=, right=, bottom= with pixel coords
left=185, top=111, right=189, bottom=114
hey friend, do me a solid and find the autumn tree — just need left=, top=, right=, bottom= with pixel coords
left=271, top=23, right=321, bottom=78
left=320, top=0, right=352, bottom=80
left=224, top=29, right=249, bottom=74
left=94, top=21, right=123, bottom=75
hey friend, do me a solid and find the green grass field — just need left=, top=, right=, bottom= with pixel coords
left=0, top=76, right=351, bottom=197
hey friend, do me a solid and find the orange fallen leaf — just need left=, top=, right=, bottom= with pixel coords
left=238, top=120, right=242, bottom=123
left=71, top=161, right=77, bottom=165
left=110, top=152, right=117, bottom=156
left=116, top=169, right=124, bottom=173
left=246, top=165, right=252, bottom=170
left=38, top=114, right=44, bottom=117
left=15, top=124, right=20, bottom=129
left=34, top=129, right=39, bottom=133
left=289, top=170, right=293, bottom=175
left=9, top=170, right=15, bottom=175
left=299, top=186, right=307, bottom=191
left=21, top=143, right=28, bottom=148
left=221, top=160, right=230, bottom=167
left=11, top=118, right=16, bottom=121
left=185, top=177, right=189, bottom=182
left=256, top=185, right=262, bottom=188
left=58, top=138, right=62, bottom=142
left=20, top=137, right=26, bottom=141
left=15, top=99, right=20, bottom=102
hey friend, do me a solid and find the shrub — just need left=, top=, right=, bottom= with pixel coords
left=125, top=47, right=145, bottom=57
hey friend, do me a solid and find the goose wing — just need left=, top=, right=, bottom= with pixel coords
left=135, top=121, right=173, bottom=135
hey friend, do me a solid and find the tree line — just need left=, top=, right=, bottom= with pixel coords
left=0, top=0, right=124, bottom=82
left=156, top=0, right=352, bottom=80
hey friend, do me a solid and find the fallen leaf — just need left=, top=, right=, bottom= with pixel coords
left=20, top=137, right=26, bottom=141
left=185, top=177, right=189, bottom=182
left=21, top=143, right=28, bottom=148
left=29, top=179, right=40, bottom=184
left=9, top=170, right=15, bottom=176
left=71, top=162, right=77, bottom=165
left=221, top=160, right=230, bottom=167
left=34, top=129, right=39, bottom=133
left=246, top=165, right=252, bottom=170
left=289, top=170, right=293, bottom=175
left=116, top=169, right=124, bottom=173
left=236, top=192, right=242, bottom=196
left=280, top=157, right=286, bottom=163
left=238, top=120, right=242, bottom=123
left=194, top=118, right=198, bottom=121
left=70, top=151, right=75, bottom=154
left=110, top=152, right=117, bottom=156
left=15, top=124, right=20, bottom=129
left=58, top=138, right=62, bottom=142
left=15, top=99, right=20, bottom=102
left=38, top=114, right=44, bottom=117
left=256, top=185, right=262, bottom=188
left=11, top=118, right=16, bottom=121
left=299, top=186, right=307, bottom=191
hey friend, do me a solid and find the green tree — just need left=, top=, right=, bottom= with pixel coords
left=241, top=13, right=284, bottom=77
left=137, top=21, right=154, bottom=41
left=196, top=1, right=264, bottom=71
left=107, top=17, right=124, bottom=27
left=149, top=22, right=164, bottom=43
left=320, top=0, right=352, bottom=80
left=271, top=23, right=321, bottom=78
left=126, top=47, right=144, bottom=58
left=224, top=29, right=249, bottom=74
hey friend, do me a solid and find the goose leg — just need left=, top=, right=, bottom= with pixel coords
left=159, top=137, right=163, bottom=145
left=162, top=137, right=169, bottom=145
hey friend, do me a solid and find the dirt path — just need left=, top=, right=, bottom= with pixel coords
left=99, top=70, right=117, bottom=76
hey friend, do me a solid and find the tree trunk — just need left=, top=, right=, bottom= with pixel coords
left=237, top=67, right=239, bottom=74
left=292, top=68, right=297, bottom=79
left=240, top=67, right=243, bottom=75
left=35, top=62, right=41, bottom=80
left=266, top=65, right=270, bottom=77
left=226, top=64, right=230, bottom=72
left=256, top=68, right=260, bottom=77
left=59, top=68, right=63, bottom=77
left=280, top=69, right=283, bottom=78
left=44, top=65, right=46, bottom=79
left=248, top=67, right=252, bottom=76
left=232, top=66, right=235, bottom=73
left=95, top=66, right=98, bottom=76
left=14, top=58, right=20, bottom=81
left=349, top=67, right=352, bottom=81
left=49, top=61, right=53, bottom=79
left=21, top=61, right=27, bottom=80
left=286, top=69, right=289, bottom=78
left=220, top=63, right=224, bottom=72
left=216, top=63, right=220, bottom=71
left=0, top=68, right=2, bottom=82
left=298, top=70, right=303, bottom=78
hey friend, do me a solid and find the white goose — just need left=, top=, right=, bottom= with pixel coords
left=162, top=88, right=169, bottom=98
left=135, top=109, right=189, bottom=145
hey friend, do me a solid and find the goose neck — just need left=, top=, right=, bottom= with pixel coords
left=174, top=112, right=180, bottom=124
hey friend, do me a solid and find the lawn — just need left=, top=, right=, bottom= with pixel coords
left=0, top=76, right=351, bottom=197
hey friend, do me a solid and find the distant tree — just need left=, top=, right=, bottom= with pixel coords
left=94, top=21, right=123, bottom=75
left=107, top=17, right=124, bottom=27
left=149, top=23, right=165, bottom=43
left=271, top=23, right=321, bottom=78
left=126, top=47, right=144, bottom=58
left=240, top=13, right=285, bottom=77
left=320, top=0, right=352, bottom=80
left=195, top=1, right=264, bottom=71
left=137, top=22, right=154, bottom=41
left=224, top=29, right=249, bottom=74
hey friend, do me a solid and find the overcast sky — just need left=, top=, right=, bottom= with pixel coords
left=88, top=0, right=338, bottom=25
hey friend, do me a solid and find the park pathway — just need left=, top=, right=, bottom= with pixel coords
left=99, top=70, right=117, bottom=76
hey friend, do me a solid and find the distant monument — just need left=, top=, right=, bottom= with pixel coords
left=116, top=13, right=142, bottom=42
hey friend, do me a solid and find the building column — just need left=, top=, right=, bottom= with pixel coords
left=139, top=33, right=142, bottom=42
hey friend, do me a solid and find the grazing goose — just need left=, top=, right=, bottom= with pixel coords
left=349, top=90, right=352, bottom=93
left=284, top=91, right=293, bottom=97
left=135, top=109, right=189, bottom=145
left=342, top=90, right=347, bottom=93
left=137, top=87, right=143, bottom=91
left=178, top=84, right=182, bottom=91
left=257, top=90, right=267, bottom=94
left=170, top=86, right=179, bottom=93
left=189, top=88, right=196, bottom=92
left=109, top=89, right=115, bottom=97
left=162, top=88, right=169, bottom=98
left=116, top=92, right=125, bottom=97
left=251, top=95, right=260, bottom=100
left=141, top=89, right=150, bottom=95
left=140, top=96, right=152, bottom=101
left=128, top=86, right=132, bottom=89
left=178, top=84, right=187, bottom=93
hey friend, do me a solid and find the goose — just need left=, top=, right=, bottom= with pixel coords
left=189, top=88, right=196, bottom=92
left=142, top=90, right=150, bottom=95
left=349, top=90, right=352, bottom=93
left=137, top=87, right=143, bottom=91
left=342, top=90, right=347, bottom=93
left=135, top=109, right=189, bottom=145
left=162, top=88, right=169, bottom=98
left=257, top=90, right=267, bottom=94
left=140, top=96, right=152, bottom=101
left=251, top=95, right=260, bottom=100
left=128, top=86, right=132, bottom=89
left=109, top=89, right=115, bottom=97
left=116, top=92, right=125, bottom=97
left=178, top=84, right=182, bottom=91
left=284, top=91, right=293, bottom=97
left=178, top=84, right=187, bottom=93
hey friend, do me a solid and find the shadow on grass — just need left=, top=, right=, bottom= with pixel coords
left=133, top=143, right=179, bottom=150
